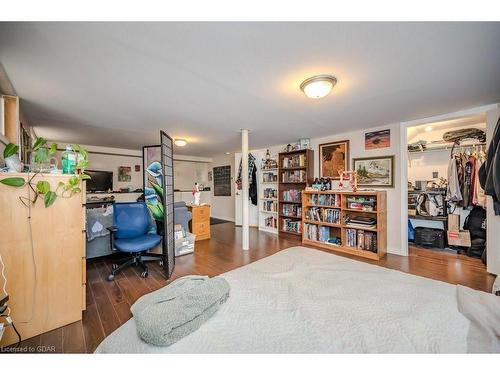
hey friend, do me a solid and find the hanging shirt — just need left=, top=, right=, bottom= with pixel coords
left=446, top=157, right=463, bottom=202
left=475, top=156, right=487, bottom=207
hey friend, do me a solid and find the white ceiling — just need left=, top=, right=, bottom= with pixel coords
left=0, top=22, right=499, bottom=156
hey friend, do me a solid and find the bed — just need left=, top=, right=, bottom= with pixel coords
left=96, top=246, right=471, bottom=353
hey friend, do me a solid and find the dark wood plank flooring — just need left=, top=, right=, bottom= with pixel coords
left=10, top=222, right=495, bottom=353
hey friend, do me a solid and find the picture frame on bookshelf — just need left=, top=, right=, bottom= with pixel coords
left=353, top=155, right=395, bottom=188
left=319, top=140, right=349, bottom=179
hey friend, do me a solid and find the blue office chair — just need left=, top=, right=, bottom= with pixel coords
left=107, top=202, right=163, bottom=281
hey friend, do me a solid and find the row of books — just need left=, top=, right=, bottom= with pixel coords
left=282, top=219, right=301, bottom=234
left=345, top=229, right=377, bottom=252
left=303, top=224, right=341, bottom=245
left=308, top=193, right=341, bottom=207
left=306, top=207, right=341, bottom=224
left=263, top=188, right=277, bottom=199
left=282, top=204, right=301, bottom=217
left=282, top=154, right=306, bottom=168
left=262, top=172, right=278, bottom=182
left=262, top=200, right=278, bottom=212
left=282, top=189, right=301, bottom=202
left=264, top=216, right=278, bottom=229
left=282, top=170, right=306, bottom=183
left=346, top=196, right=377, bottom=211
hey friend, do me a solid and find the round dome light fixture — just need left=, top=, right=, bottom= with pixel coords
left=174, top=138, right=187, bottom=147
left=300, top=75, right=337, bottom=99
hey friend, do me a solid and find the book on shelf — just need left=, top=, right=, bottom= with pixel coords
left=264, top=216, right=278, bottom=229
left=344, top=215, right=376, bottom=229
left=262, top=200, right=278, bottom=212
left=304, top=223, right=341, bottom=244
left=263, top=187, right=277, bottom=199
left=345, top=228, right=377, bottom=252
left=282, top=189, right=301, bottom=202
left=282, top=204, right=301, bottom=217
left=305, top=207, right=340, bottom=224
left=282, top=218, right=301, bottom=233
left=281, top=170, right=306, bottom=183
left=262, top=172, right=278, bottom=183
left=308, top=193, right=341, bottom=206
left=346, top=196, right=377, bottom=211
left=282, top=154, right=306, bottom=168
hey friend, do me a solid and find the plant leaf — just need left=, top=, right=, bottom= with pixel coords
left=36, top=180, right=50, bottom=194
left=146, top=202, right=164, bottom=221
left=79, top=173, right=91, bottom=180
left=0, top=177, right=26, bottom=187
left=44, top=191, right=57, bottom=207
left=49, top=143, right=58, bottom=155
left=32, top=137, right=46, bottom=151
left=34, top=147, right=49, bottom=163
left=69, top=176, right=79, bottom=186
left=3, top=143, right=19, bottom=159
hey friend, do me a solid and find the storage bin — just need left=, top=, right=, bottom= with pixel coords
left=175, top=232, right=196, bottom=256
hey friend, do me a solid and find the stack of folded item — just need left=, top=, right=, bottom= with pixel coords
left=132, top=275, right=230, bottom=346
left=346, top=215, right=376, bottom=229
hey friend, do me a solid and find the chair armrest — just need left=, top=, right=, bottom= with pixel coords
left=107, top=226, right=118, bottom=250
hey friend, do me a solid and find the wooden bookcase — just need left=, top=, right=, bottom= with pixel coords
left=258, top=167, right=279, bottom=234
left=301, top=190, right=387, bottom=260
left=278, top=149, right=314, bottom=236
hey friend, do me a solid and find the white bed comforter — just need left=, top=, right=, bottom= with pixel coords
left=95, top=246, right=469, bottom=353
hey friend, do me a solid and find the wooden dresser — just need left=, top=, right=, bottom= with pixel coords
left=188, top=204, right=211, bottom=241
left=0, top=173, right=86, bottom=346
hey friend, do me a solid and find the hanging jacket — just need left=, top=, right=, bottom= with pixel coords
left=446, top=157, right=463, bottom=202
left=479, top=115, right=500, bottom=215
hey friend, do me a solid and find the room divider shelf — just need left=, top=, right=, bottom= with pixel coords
left=302, top=190, right=387, bottom=260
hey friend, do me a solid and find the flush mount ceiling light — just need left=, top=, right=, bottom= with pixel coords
left=174, top=139, right=187, bottom=147
left=300, top=75, right=337, bottom=99
left=425, top=126, right=433, bottom=132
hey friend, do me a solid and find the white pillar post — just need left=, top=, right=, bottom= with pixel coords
left=241, top=129, right=250, bottom=250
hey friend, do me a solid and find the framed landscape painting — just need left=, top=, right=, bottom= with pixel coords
left=353, top=155, right=395, bottom=187
left=319, top=140, right=349, bottom=179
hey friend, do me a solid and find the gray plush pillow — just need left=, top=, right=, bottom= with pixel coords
left=131, top=275, right=209, bottom=316
left=133, top=276, right=230, bottom=346
left=457, top=285, right=500, bottom=353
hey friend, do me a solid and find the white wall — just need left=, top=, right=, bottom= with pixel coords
left=174, top=160, right=209, bottom=191
left=208, top=153, right=235, bottom=221
left=486, top=108, right=500, bottom=275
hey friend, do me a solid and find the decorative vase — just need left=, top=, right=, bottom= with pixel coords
left=4, top=155, right=23, bottom=172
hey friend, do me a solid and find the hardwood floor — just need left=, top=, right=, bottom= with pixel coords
left=10, top=222, right=495, bottom=353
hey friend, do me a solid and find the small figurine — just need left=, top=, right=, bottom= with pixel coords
left=192, top=182, right=201, bottom=205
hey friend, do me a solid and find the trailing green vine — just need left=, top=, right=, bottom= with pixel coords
left=0, top=138, right=90, bottom=208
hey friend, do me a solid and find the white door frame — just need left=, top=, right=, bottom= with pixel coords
left=398, top=104, right=499, bottom=257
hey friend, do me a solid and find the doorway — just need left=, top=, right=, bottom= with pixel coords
left=406, top=114, right=488, bottom=262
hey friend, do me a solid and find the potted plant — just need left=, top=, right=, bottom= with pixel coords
left=3, top=143, right=23, bottom=172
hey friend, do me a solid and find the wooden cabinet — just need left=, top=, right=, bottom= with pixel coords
left=188, top=204, right=211, bottom=241
left=0, top=173, right=86, bottom=346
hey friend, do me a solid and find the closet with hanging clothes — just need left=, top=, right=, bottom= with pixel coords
left=407, top=117, right=488, bottom=262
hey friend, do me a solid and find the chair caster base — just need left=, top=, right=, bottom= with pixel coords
left=141, top=270, right=148, bottom=278
left=108, top=274, right=115, bottom=281
left=112, top=264, right=118, bottom=270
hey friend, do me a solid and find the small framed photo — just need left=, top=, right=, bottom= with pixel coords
left=353, top=155, right=395, bottom=188
left=299, top=138, right=310, bottom=150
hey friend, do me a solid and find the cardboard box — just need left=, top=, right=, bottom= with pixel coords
left=447, top=230, right=471, bottom=247
left=448, top=214, right=460, bottom=231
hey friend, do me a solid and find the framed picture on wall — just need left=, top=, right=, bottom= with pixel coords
left=353, top=155, right=395, bottom=188
left=319, top=140, right=349, bottom=179
left=365, top=129, right=391, bottom=149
